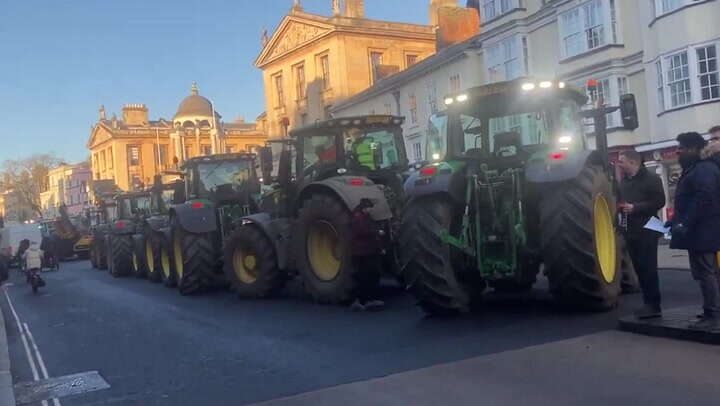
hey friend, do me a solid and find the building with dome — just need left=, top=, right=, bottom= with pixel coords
left=87, top=83, right=267, bottom=191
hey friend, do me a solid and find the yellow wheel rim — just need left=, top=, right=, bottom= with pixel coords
left=306, top=221, right=342, bottom=281
left=232, top=246, right=258, bottom=284
left=132, top=252, right=139, bottom=272
left=161, top=246, right=171, bottom=279
left=593, top=194, right=617, bottom=283
left=174, top=233, right=184, bottom=280
left=146, top=240, right=155, bottom=274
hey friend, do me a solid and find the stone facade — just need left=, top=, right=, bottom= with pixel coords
left=40, top=163, right=92, bottom=219
left=256, top=1, right=436, bottom=138
left=87, top=84, right=267, bottom=191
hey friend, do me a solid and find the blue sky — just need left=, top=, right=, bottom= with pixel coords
left=0, top=0, right=428, bottom=163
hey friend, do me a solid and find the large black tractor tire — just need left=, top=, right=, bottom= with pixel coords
left=540, top=164, right=622, bottom=311
left=398, top=197, right=484, bottom=315
left=295, top=194, right=374, bottom=304
left=109, top=235, right=133, bottom=278
left=172, top=218, right=222, bottom=295
left=159, top=237, right=177, bottom=288
left=131, top=238, right=147, bottom=279
left=223, top=225, right=286, bottom=299
left=144, top=230, right=163, bottom=283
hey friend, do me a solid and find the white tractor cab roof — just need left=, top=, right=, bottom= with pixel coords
left=0, top=223, right=43, bottom=258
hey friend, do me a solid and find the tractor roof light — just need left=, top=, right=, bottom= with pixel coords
left=521, top=82, right=536, bottom=91
left=432, top=153, right=441, bottom=161
left=444, top=97, right=455, bottom=105
left=558, top=81, right=566, bottom=89
left=539, top=81, right=553, bottom=89
left=558, top=135, right=573, bottom=144
left=456, top=94, right=469, bottom=102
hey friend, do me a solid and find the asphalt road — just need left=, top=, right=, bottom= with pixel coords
left=1, top=260, right=702, bottom=406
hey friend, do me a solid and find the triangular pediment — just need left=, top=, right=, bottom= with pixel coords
left=87, top=123, right=113, bottom=149
left=256, top=16, right=334, bottom=67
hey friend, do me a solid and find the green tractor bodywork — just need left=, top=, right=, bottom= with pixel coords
left=224, top=115, right=408, bottom=303
left=106, top=191, right=151, bottom=278
left=400, top=78, right=639, bottom=314
left=88, top=196, right=117, bottom=270
left=167, top=153, right=261, bottom=295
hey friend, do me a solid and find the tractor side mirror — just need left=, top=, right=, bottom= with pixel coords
left=173, top=183, right=186, bottom=204
left=259, top=147, right=274, bottom=185
left=620, top=94, right=639, bottom=131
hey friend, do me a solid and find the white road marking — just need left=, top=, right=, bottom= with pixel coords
left=24, top=323, right=61, bottom=406
left=3, top=287, right=61, bottom=406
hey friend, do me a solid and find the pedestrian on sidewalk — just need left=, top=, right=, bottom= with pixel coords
left=669, top=132, right=720, bottom=330
left=617, top=150, right=666, bottom=319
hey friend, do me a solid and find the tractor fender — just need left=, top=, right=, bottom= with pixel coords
left=170, top=203, right=218, bottom=234
left=297, top=176, right=392, bottom=221
left=240, top=213, right=294, bottom=271
left=403, top=166, right=466, bottom=205
left=146, top=216, right=169, bottom=233
left=525, top=150, right=603, bottom=184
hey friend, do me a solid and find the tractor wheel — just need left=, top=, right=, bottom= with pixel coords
left=172, top=218, right=221, bottom=295
left=540, top=164, right=621, bottom=311
left=131, top=239, right=146, bottom=279
left=109, top=235, right=133, bottom=278
left=398, top=197, right=484, bottom=315
left=160, top=237, right=177, bottom=288
left=223, top=225, right=286, bottom=299
left=144, top=231, right=162, bottom=283
left=295, top=194, right=369, bottom=304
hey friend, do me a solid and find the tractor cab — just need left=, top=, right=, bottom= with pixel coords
left=181, top=153, right=260, bottom=207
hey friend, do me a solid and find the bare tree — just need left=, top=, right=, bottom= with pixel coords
left=1, top=154, right=61, bottom=217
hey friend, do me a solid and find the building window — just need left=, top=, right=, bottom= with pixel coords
left=482, top=0, right=515, bottom=21
left=666, top=51, right=692, bottom=108
left=127, top=145, right=140, bottom=167
left=450, top=74, right=461, bottom=93
left=201, top=145, right=212, bottom=156
left=185, top=145, right=193, bottom=160
left=559, top=0, right=617, bottom=59
left=226, top=145, right=235, bottom=153
left=107, top=148, right=113, bottom=169
left=653, top=0, right=707, bottom=17
left=697, top=45, right=719, bottom=101
left=406, top=54, right=418, bottom=68
left=100, top=150, right=106, bottom=172
left=384, top=102, right=392, bottom=115
left=485, top=35, right=525, bottom=83
left=369, top=51, right=384, bottom=84
left=583, top=76, right=627, bottom=130
left=320, top=54, right=331, bottom=90
left=656, top=60, right=665, bottom=111
left=158, top=145, right=168, bottom=166
left=412, top=141, right=422, bottom=161
left=409, top=94, right=418, bottom=124
left=295, top=64, right=306, bottom=100
left=274, top=74, right=285, bottom=108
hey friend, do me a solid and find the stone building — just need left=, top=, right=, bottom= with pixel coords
left=40, top=162, right=92, bottom=219
left=333, top=0, right=720, bottom=220
left=0, top=190, right=35, bottom=224
left=88, top=83, right=267, bottom=191
left=255, top=0, right=437, bottom=138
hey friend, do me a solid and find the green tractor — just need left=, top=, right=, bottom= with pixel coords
left=89, top=196, right=117, bottom=270
left=106, top=192, right=151, bottom=278
left=132, top=173, right=184, bottom=285
left=163, top=153, right=261, bottom=295
left=399, top=78, right=639, bottom=315
left=223, top=115, right=407, bottom=303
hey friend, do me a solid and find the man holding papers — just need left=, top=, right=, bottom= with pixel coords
left=617, top=150, right=666, bottom=319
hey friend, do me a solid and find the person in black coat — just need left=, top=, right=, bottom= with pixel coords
left=669, top=132, right=720, bottom=330
left=617, top=150, right=666, bottom=318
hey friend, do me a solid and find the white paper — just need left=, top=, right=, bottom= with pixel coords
left=644, top=216, right=670, bottom=234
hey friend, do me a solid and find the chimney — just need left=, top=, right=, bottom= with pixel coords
left=436, top=5, right=480, bottom=50
left=344, top=0, right=365, bottom=18
left=122, top=104, right=149, bottom=126
left=430, top=0, right=458, bottom=26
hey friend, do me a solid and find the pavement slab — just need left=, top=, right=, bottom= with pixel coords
left=619, top=306, right=720, bottom=344
left=252, top=331, right=720, bottom=406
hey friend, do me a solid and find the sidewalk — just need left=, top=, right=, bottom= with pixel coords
left=252, top=331, right=720, bottom=406
left=0, top=287, right=16, bottom=406
left=658, top=243, right=690, bottom=270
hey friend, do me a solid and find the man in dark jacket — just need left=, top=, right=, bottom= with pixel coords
left=618, top=150, right=666, bottom=318
left=670, top=132, right=720, bottom=329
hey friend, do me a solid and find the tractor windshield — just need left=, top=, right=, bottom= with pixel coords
left=428, top=96, right=583, bottom=160
left=197, top=160, right=253, bottom=193
left=118, top=198, right=132, bottom=219
left=344, top=127, right=404, bottom=171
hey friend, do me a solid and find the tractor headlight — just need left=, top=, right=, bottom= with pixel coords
left=521, top=82, right=536, bottom=91
left=539, top=81, right=553, bottom=89
left=456, top=94, right=468, bottom=102
left=432, top=153, right=441, bottom=161
left=558, top=82, right=566, bottom=89
left=558, top=135, right=573, bottom=144
left=444, top=97, right=454, bottom=105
